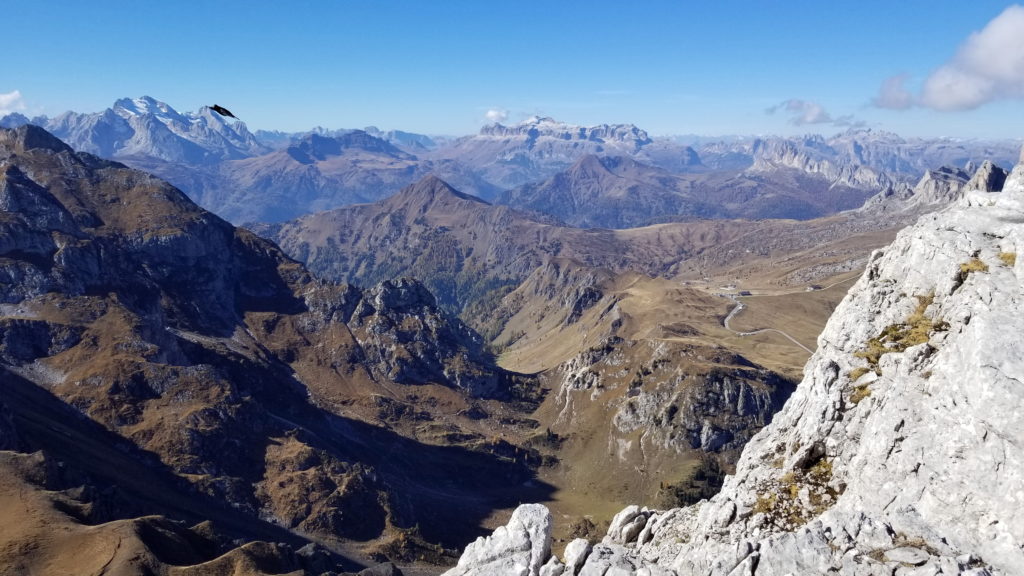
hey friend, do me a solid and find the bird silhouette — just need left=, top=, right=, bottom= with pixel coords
left=209, top=104, right=238, bottom=119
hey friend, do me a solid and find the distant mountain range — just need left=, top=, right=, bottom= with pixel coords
left=496, top=153, right=879, bottom=227
left=426, top=115, right=702, bottom=189
left=21, top=96, right=268, bottom=162
left=4, top=96, right=1020, bottom=225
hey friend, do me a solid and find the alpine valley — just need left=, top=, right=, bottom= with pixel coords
left=1, top=97, right=1022, bottom=576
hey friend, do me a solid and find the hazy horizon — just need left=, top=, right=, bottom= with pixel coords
left=5, top=1, right=1024, bottom=139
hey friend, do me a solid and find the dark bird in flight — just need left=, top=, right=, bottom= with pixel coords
left=209, top=104, right=238, bottom=119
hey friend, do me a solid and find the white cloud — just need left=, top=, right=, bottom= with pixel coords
left=766, top=99, right=866, bottom=129
left=875, top=5, right=1024, bottom=111
left=922, top=5, right=1024, bottom=110
left=832, top=114, right=867, bottom=129
left=767, top=99, right=826, bottom=125
left=0, top=90, right=26, bottom=116
left=873, top=74, right=914, bottom=110
left=484, top=108, right=508, bottom=123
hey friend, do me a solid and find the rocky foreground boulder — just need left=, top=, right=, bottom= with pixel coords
left=443, top=504, right=552, bottom=576
left=447, top=157, right=1024, bottom=574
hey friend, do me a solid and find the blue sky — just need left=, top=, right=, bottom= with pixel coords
left=4, top=1, right=1024, bottom=138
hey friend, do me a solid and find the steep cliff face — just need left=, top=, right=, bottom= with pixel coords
left=344, top=277, right=515, bottom=397
left=436, top=116, right=697, bottom=190
left=861, top=162, right=1008, bottom=213
left=749, top=136, right=894, bottom=190
left=966, top=160, right=1008, bottom=192
left=450, top=155, right=1024, bottom=575
left=478, top=117, right=654, bottom=151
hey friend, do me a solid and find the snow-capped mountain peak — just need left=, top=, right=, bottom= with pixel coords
left=113, top=96, right=186, bottom=123
left=16, top=96, right=269, bottom=164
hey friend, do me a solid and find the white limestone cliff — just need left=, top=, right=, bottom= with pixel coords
left=452, top=151, right=1024, bottom=575
left=965, top=160, right=1008, bottom=192
left=443, top=504, right=552, bottom=576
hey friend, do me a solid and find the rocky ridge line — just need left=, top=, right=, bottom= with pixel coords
left=447, top=151, right=1024, bottom=575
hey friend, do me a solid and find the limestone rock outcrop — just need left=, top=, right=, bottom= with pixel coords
left=479, top=116, right=653, bottom=152
left=344, top=276, right=514, bottom=397
left=907, top=165, right=972, bottom=204
left=966, top=160, right=1008, bottom=192
left=443, top=504, right=552, bottom=576
left=862, top=159, right=1010, bottom=214
left=749, top=135, right=894, bottom=190
left=601, top=151, right=1024, bottom=574
left=441, top=116, right=698, bottom=190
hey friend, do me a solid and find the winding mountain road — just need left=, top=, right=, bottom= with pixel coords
left=719, top=275, right=859, bottom=355
left=721, top=294, right=814, bottom=354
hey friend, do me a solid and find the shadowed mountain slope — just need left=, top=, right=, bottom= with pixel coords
left=0, top=125, right=556, bottom=573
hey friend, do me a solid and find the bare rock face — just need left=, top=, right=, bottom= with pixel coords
left=1005, top=150, right=1024, bottom=196
left=479, top=117, right=653, bottom=151
left=443, top=504, right=552, bottom=576
left=562, top=538, right=593, bottom=575
left=43, top=96, right=268, bottom=163
left=862, top=160, right=1008, bottom=213
left=553, top=333, right=793, bottom=465
left=346, top=277, right=513, bottom=397
left=738, top=130, right=1021, bottom=188
left=908, top=165, right=972, bottom=204
left=966, top=160, right=1008, bottom=192
left=604, top=506, right=654, bottom=546
left=439, top=116, right=694, bottom=191
left=749, top=136, right=894, bottom=190
left=602, top=157, right=1024, bottom=574
left=610, top=364, right=792, bottom=454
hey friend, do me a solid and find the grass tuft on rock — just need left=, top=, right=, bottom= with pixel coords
left=850, top=384, right=872, bottom=404
left=751, top=457, right=838, bottom=531
left=847, top=366, right=872, bottom=381
left=959, top=257, right=989, bottom=275
left=852, top=293, right=947, bottom=377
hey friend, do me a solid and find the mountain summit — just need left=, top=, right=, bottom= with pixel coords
left=442, top=116, right=676, bottom=189
left=480, top=116, right=653, bottom=150
left=44, top=95, right=268, bottom=163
